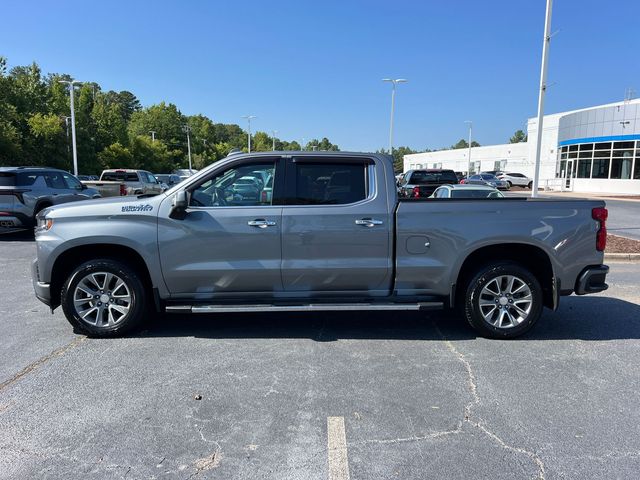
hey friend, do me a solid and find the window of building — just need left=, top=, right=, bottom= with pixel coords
left=560, top=153, right=568, bottom=160
left=579, top=143, right=594, bottom=151
left=612, top=149, right=634, bottom=158
left=568, top=152, right=578, bottom=159
left=594, top=150, right=611, bottom=158
left=634, top=158, right=640, bottom=179
left=595, top=142, right=612, bottom=150
left=561, top=146, right=568, bottom=153
left=613, top=141, right=635, bottom=150
left=559, top=160, right=567, bottom=177
left=568, top=145, right=579, bottom=152
left=576, top=159, right=592, bottom=178
left=592, top=158, right=610, bottom=179
left=579, top=151, right=593, bottom=159
left=610, top=158, right=633, bottom=179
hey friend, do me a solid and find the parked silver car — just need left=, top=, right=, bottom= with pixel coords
left=463, top=173, right=510, bottom=190
left=497, top=172, right=533, bottom=189
left=0, top=167, right=100, bottom=229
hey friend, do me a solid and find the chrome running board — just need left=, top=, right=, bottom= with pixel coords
left=165, top=302, right=443, bottom=314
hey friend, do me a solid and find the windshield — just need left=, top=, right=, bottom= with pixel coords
left=102, top=172, right=139, bottom=181
left=410, top=171, right=458, bottom=184
left=451, top=189, right=504, bottom=198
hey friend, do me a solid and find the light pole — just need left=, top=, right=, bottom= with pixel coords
left=182, top=125, right=193, bottom=172
left=271, top=130, right=278, bottom=151
left=59, top=79, right=81, bottom=175
left=382, top=78, right=407, bottom=155
left=464, top=121, right=473, bottom=176
left=531, top=0, right=554, bottom=198
left=149, top=130, right=156, bottom=142
left=242, top=115, right=256, bottom=152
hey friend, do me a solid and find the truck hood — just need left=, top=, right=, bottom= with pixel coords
left=43, top=193, right=168, bottom=219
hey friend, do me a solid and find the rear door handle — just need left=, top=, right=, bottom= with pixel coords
left=355, top=218, right=383, bottom=227
left=248, top=219, right=277, bottom=228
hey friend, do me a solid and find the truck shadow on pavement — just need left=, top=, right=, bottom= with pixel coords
left=0, top=229, right=34, bottom=242
left=136, top=295, right=640, bottom=342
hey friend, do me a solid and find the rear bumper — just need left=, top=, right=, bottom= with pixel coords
left=0, top=213, right=28, bottom=228
left=31, top=258, right=52, bottom=307
left=575, top=265, right=609, bottom=295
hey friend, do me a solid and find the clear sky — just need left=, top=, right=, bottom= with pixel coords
left=2, top=0, right=639, bottom=151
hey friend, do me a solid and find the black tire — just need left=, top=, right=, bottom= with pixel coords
left=61, top=258, right=148, bottom=337
left=463, top=262, right=543, bottom=339
left=527, top=181, right=533, bottom=189
left=506, top=181, right=512, bottom=189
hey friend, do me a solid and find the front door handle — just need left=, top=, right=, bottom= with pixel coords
left=355, top=218, right=383, bottom=227
left=248, top=219, right=277, bottom=228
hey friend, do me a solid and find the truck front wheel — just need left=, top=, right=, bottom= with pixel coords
left=463, top=263, right=543, bottom=339
left=61, top=259, right=148, bottom=337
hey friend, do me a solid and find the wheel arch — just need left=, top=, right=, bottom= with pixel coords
left=49, top=244, right=154, bottom=310
left=453, top=243, right=556, bottom=309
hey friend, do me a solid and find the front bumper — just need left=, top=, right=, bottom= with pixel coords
left=575, top=265, right=609, bottom=295
left=31, top=258, right=52, bottom=307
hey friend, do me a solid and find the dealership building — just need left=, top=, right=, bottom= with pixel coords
left=404, top=98, right=640, bottom=194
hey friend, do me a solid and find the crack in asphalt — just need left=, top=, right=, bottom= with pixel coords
left=360, top=324, right=546, bottom=480
left=437, top=324, right=546, bottom=480
left=0, top=336, right=86, bottom=393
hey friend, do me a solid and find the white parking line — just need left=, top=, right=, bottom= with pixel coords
left=327, top=416, right=351, bottom=480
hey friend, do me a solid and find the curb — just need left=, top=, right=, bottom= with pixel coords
left=604, top=253, right=640, bottom=262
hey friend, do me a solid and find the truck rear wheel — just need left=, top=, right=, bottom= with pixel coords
left=61, top=259, right=147, bottom=337
left=463, top=262, right=543, bottom=339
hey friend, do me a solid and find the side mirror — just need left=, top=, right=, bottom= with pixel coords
left=169, top=190, right=189, bottom=220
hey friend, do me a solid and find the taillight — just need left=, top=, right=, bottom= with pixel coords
left=412, top=186, right=421, bottom=198
left=261, top=191, right=267, bottom=203
left=592, top=207, right=608, bottom=251
left=119, top=184, right=127, bottom=196
left=460, top=179, right=466, bottom=184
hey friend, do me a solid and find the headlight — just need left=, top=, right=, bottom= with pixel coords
left=36, top=216, right=54, bottom=232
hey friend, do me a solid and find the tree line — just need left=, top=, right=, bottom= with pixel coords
left=0, top=57, right=339, bottom=174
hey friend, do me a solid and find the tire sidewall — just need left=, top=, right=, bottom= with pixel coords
left=465, top=263, right=543, bottom=339
left=61, top=259, right=146, bottom=337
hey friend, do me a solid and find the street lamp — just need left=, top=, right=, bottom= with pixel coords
left=182, top=125, right=193, bottom=172
left=58, top=79, right=82, bottom=175
left=464, top=120, right=473, bottom=176
left=382, top=78, right=407, bottom=155
left=242, top=115, right=256, bottom=152
left=531, top=0, right=554, bottom=198
left=271, top=130, right=278, bottom=151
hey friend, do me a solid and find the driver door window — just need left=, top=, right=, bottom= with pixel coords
left=190, top=162, right=276, bottom=207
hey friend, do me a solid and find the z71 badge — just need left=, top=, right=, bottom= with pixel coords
left=121, top=204, right=153, bottom=212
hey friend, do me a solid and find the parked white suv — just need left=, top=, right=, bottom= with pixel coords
left=497, top=172, right=532, bottom=189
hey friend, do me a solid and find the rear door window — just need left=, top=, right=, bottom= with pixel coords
left=45, top=172, right=68, bottom=189
left=288, top=162, right=367, bottom=205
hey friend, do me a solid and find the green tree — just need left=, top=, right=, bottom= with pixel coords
left=451, top=139, right=480, bottom=149
left=128, top=102, right=185, bottom=149
left=98, top=142, right=134, bottom=169
left=305, top=137, right=339, bottom=151
left=509, top=129, right=527, bottom=143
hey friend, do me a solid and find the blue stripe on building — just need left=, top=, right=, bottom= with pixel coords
left=558, top=134, right=640, bottom=146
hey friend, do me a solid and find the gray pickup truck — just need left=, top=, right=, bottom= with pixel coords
left=31, top=152, right=609, bottom=339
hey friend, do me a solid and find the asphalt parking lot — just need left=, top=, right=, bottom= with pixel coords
left=1, top=233, right=640, bottom=479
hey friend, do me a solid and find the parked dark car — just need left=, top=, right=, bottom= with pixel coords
left=0, top=167, right=101, bottom=229
left=398, top=169, right=459, bottom=198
